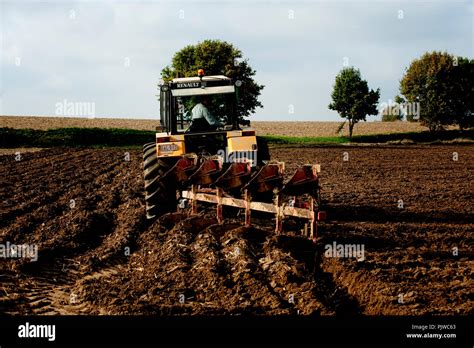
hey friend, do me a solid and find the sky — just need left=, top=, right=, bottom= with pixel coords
left=0, top=0, right=473, bottom=121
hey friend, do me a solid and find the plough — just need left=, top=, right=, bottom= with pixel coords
left=160, top=156, right=326, bottom=241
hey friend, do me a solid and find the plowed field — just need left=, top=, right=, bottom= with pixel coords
left=0, top=146, right=472, bottom=315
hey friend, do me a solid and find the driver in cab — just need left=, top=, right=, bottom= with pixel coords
left=189, top=96, right=223, bottom=132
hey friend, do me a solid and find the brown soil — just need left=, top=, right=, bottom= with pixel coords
left=0, top=146, right=472, bottom=315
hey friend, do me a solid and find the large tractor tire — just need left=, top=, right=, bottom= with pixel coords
left=143, top=142, right=155, bottom=150
left=142, top=145, right=177, bottom=220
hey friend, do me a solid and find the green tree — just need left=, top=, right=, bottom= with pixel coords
left=451, top=57, right=474, bottom=130
left=329, top=67, right=380, bottom=139
left=400, top=51, right=473, bottom=131
left=160, top=40, right=264, bottom=126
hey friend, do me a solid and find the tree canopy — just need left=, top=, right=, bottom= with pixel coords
left=400, top=51, right=473, bottom=131
left=160, top=40, right=264, bottom=126
left=329, top=67, right=380, bottom=138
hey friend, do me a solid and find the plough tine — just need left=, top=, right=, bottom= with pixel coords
left=187, top=157, right=223, bottom=186
left=242, top=162, right=284, bottom=194
left=213, top=161, right=252, bottom=191
left=162, top=155, right=198, bottom=183
left=280, top=164, right=320, bottom=197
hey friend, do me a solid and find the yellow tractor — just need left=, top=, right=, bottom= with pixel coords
left=143, top=70, right=325, bottom=240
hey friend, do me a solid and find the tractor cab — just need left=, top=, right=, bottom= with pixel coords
left=156, top=70, right=258, bottom=161
left=159, top=70, right=240, bottom=134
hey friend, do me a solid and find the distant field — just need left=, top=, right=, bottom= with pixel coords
left=253, top=120, right=428, bottom=137
left=0, top=116, right=428, bottom=137
left=0, top=116, right=159, bottom=131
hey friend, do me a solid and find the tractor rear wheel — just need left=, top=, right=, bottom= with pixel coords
left=142, top=145, right=177, bottom=220
left=143, top=142, right=155, bottom=150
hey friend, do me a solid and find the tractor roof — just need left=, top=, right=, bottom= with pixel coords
left=168, top=75, right=235, bottom=96
left=171, top=75, right=231, bottom=83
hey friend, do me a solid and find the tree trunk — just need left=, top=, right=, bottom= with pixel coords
left=349, top=121, right=354, bottom=140
left=428, top=121, right=437, bottom=133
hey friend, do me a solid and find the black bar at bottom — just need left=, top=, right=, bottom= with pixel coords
left=0, top=316, right=472, bottom=346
